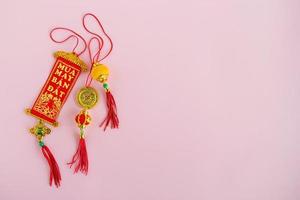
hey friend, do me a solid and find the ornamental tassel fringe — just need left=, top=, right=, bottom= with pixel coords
left=68, top=138, right=89, bottom=175
left=29, top=120, right=61, bottom=187
left=90, top=63, right=120, bottom=131
left=68, top=110, right=90, bottom=175
left=100, top=90, right=119, bottom=131
left=40, top=143, right=61, bottom=187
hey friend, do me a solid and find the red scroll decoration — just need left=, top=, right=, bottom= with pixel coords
left=27, top=51, right=87, bottom=126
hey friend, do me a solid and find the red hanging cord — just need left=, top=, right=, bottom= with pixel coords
left=85, top=36, right=104, bottom=87
left=50, top=27, right=87, bottom=56
left=82, top=13, right=113, bottom=61
left=88, top=37, right=103, bottom=64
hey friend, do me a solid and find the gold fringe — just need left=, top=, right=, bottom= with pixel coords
left=54, top=51, right=87, bottom=72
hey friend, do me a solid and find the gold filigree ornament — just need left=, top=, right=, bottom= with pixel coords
left=30, top=120, right=51, bottom=141
left=54, top=51, right=88, bottom=72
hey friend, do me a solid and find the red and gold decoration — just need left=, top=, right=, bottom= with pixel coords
left=26, top=27, right=87, bottom=187
left=29, top=120, right=60, bottom=187
left=68, top=13, right=119, bottom=175
left=68, top=87, right=98, bottom=174
left=27, top=51, right=87, bottom=126
left=82, top=13, right=119, bottom=131
left=91, top=63, right=119, bottom=130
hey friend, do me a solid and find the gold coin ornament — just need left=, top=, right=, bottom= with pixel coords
left=77, top=87, right=98, bottom=109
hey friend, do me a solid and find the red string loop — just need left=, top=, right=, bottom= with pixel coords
left=88, top=37, right=104, bottom=65
left=82, top=13, right=113, bottom=62
left=85, top=36, right=104, bottom=86
left=83, top=13, right=113, bottom=86
left=50, top=27, right=87, bottom=56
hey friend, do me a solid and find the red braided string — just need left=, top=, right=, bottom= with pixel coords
left=85, top=36, right=104, bottom=86
left=50, top=27, right=87, bottom=56
left=82, top=13, right=113, bottom=61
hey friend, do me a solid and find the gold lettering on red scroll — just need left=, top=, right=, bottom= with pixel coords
left=28, top=55, right=84, bottom=126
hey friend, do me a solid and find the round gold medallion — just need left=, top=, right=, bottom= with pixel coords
left=77, top=87, right=98, bottom=109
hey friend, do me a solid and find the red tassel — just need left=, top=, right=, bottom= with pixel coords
left=41, top=145, right=61, bottom=187
left=68, top=138, right=89, bottom=175
left=100, top=91, right=119, bottom=131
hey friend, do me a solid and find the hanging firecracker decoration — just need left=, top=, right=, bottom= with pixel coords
left=26, top=28, right=87, bottom=187
left=68, top=13, right=119, bottom=175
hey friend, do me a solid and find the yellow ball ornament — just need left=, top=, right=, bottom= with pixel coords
left=91, top=63, right=110, bottom=83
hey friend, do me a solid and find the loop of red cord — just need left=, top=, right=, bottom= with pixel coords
left=82, top=13, right=113, bottom=62
left=85, top=36, right=104, bottom=86
left=88, top=36, right=104, bottom=65
left=49, top=14, right=113, bottom=87
left=50, top=27, right=87, bottom=56
left=83, top=13, right=113, bottom=87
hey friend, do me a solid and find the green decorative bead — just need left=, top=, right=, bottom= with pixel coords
left=37, top=127, right=43, bottom=135
left=103, top=83, right=109, bottom=89
left=39, top=141, right=45, bottom=147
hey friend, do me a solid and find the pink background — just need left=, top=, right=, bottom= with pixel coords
left=0, top=0, right=300, bottom=199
